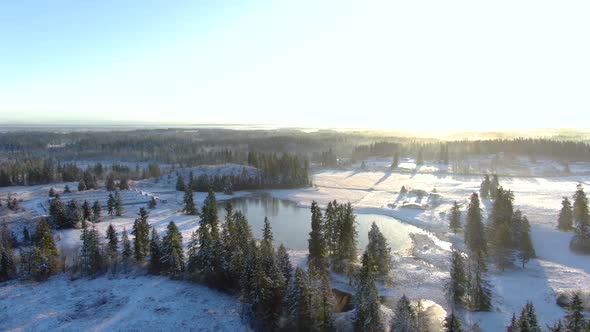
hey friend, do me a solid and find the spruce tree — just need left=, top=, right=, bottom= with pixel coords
left=490, top=174, right=500, bottom=199
left=480, top=175, right=491, bottom=199
left=324, top=200, right=339, bottom=257
left=132, top=208, right=150, bottom=262
left=92, top=200, right=101, bottom=222
left=176, top=174, right=186, bottom=191
left=107, top=194, right=115, bottom=216
left=49, top=197, right=67, bottom=228
left=148, top=226, right=162, bottom=274
left=489, top=187, right=515, bottom=270
left=106, top=174, right=116, bottom=191
left=82, top=200, right=91, bottom=221
left=517, top=216, right=535, bottom=268
left=447, top=248, right=467, bottom=307
left=193, top=190, right=223, bottom=286
left=449, top=201, right=462, bottom=233
left=148, top=196, right=157, bottom=209
left=558, top=197, right=574, bottom=231
left=66, top=199, right=83, bottom=227
left=183, top=187, right=198, bottom=215
left=443, top=311, right=463, bottom=332
left=335, top=202, right=358, bottom=270
left=365, top=222, right=392, bottom=276
left=121, top=227, right=132, bottom=264
left=161, top=221, right=184, bottom=277
left=277, top=243, right=292, bottom=283
left=468, top=256, right=492, bottom=311
left=106, top=223, right=118, bottom=257
left=393, top=294, right=417, bottom=332
left=465, top=193, right=486, bottom=257
left=308, top=201, right=326, bottom=271
left=355, top=253, right=383, bottom=332
left=507, top=313, right=519, bottom=332
left=571, top=184, right=590, bottom=254
left=283, top=266, right=312, bottom=331
left=564, top=292, right=587, bottom=332
left=114, top=191, right=123, bottom=216
left=80, top=224, right=103, bottom=275
left=312, top=271, right=335, bottom=332
left=520, top=302, right=541, bottom=332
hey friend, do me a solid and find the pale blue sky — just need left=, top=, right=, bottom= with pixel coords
left=1, top=0, right=589, bottom=129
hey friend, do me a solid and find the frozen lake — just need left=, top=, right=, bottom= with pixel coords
left=222, top=194, right=425, bottom=251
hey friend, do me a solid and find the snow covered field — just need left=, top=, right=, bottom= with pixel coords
left=0, top=274, right=245, bottom=331
left=1, top=162, right=590, bottom=331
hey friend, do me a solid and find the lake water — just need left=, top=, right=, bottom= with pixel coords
left=221, top=195, right=425, bottom=252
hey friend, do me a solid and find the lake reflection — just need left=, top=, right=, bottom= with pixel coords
left=221, top=195, right=425, bottom=252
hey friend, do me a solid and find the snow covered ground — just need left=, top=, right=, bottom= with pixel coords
left=0, top=274, right=245, bottom=332
left=2, top=161, right=590, bottom=331
left=271, top=168, right=590, bottom=329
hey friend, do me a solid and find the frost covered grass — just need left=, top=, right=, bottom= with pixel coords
left=0, top=274, right=245, bottom=332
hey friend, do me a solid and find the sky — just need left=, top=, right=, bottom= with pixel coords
left=0, top=0, right=589, bottom=130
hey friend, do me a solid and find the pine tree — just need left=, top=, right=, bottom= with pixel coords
left=148, top=226, right=162, bottom=274
left=415, top=300, right=430, bottom=332
left=355, top=253, right=384, bottom=332
left=324, top=200, right=338, bottom=257
left=564, top=292, right=587, bottom=332
left=161, top=221, right=184, bottom=277
left=393, top=294, right=417, bottom=332
left=66, top=199, right=83, bottom=227
left=183, top=187, right=198, bottom=215
left=308, top=201, right=326, bottom=271
left=148, top=196, right=157, bottom=209
left=80, top=224, right=103, bottom=275
left=277, top=243, right=292, bottom=283
left=283, top=266, right=312, bottom=331
left=114, top=191, right=123, bottom=216
left=312, top=271, right=335, bottom=332
left=465, top=193, right=486, bottom=257
left=107, top=194, right=115, bottom=216
left=119, top=177, right=129, bottom=190
left=48, top=187, right=56, bottom=197
left=64, top=184, right=71, bottom=193
left=480, top=175, right=491, bottom=199
left=132, top=208, right=150, bottom=262
left=449, top=201, right=462, bottom=233
left=467, top=255, right=492, bottom=311
left=92, top=200, right=101, bottom=222
left=335, top=202, right=358, bottom=270
left=193, top=190, right=223, bottom=286
left=121, top=227, right=132, bottom=264
left=443, top=311, right=463, bottom=332
left=558, top=197, right=574, bottom=231
left=571, top=184, right=590, bottom=254
left=507, top=313, right=519, bottom=332
left=517, top=216, right=535, bottom=268
left=82, top=200, right=91, bottom=221
left=105, top=223, right=118, bottom=267
left=490, top=174, right=500, bottom=199
left=548, top=320, right=564, bottom=332
left=78, top=179, right=87, bottom=192
left=176, top=174, right=186, bottom=191
left=106, top=173, right=116, bottom=191
left=49, top=197, right=67, bottom=228
left=520, top=302, right=541, bottom=332
left=447, top=248, right=467, bottom=307
left=365, top=222, right=392, bottom=276
left=489, top=187, right=515, bottom=270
